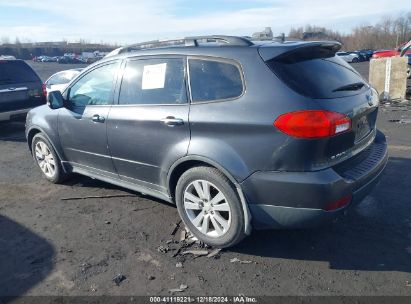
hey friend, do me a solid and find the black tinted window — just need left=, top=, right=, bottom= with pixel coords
left=119, top=58, right=187, bottom=105
left=267, top=47, right=366, bottom=99
left=0, top=61, right=39, bottom=84
left=68, top=62, right=118, bottom=107
left=189, top=59, right=243, bottom=102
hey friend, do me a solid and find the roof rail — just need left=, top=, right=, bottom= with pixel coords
left=184, top=35, right=254, bottom=47
left=109, top=35, right=254, bottom=56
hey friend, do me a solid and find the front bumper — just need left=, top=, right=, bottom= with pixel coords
left=242, top=130, right=388, bottom=229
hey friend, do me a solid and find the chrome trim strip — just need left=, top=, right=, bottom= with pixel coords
left=0, top=87, right=28, bottom=93
left=66, top=148, right=159, bottom=168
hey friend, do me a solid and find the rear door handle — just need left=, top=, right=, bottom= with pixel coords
left=161, top=116, right=184, bottom=126
left=91, top=114, right=105, bottom=123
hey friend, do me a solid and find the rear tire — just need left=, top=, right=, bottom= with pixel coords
left=175, top=166, right=246, bottom=248
left=32, top=133, right=68, bottom=183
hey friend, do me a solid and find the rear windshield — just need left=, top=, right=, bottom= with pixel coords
left=0, top=60, right=40, bottom=84
left=266, top=47, right=366, bottom=99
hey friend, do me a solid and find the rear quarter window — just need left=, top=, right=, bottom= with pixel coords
left=0, top=60, right=40, bottom=84
left=189, top=59, right=244, bottom=102
left=266, top=47, right=366, bottom=99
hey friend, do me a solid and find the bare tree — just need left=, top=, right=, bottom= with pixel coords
left=288, top=11, right=411, bottom=50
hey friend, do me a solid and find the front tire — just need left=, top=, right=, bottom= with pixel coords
left=175, top=166, right=246, bottom=248
left=32, top=133, right=67, bottom=183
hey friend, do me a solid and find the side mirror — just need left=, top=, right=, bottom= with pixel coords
left=47, top=90, right=65, bottom=109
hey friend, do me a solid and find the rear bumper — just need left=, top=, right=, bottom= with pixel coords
left=242, top=130, right=388, bottom=229
left=0, top=108, right=31, bottom=122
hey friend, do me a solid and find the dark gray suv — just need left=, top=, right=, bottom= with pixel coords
left=25, top=36, right=388, bottom=248
left=1, top=59, right=46, bottom=122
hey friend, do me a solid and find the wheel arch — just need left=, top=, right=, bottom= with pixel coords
left=167, top=156, right=239, bottom=199
left=167, top=155, right=252, bottom=235
left=27, top=126, right=66, bottom=170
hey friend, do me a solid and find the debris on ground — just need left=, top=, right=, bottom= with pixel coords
left=169, top=284, right=188, bottom=294
left=80, top=262, right=92, bottom=273
left=112, top=274, right=126, bottom=286
left=161, top=224, right=225, bottom=263
left=105, top=220, right=111, bottom=224
left=179, top=230, right=186, bottom=242
left=389, top=118, right=411, bottom=124
left=61, top=194, right=137, bottom=201
left=182, top=249, right=209, bottom=256
left=207, top=249, right=222, bottom=258
left=147, top=275, right=155, bottom=281
left=230, top=257, right=254, bottom=264
left=157, top=246, right=169, bottom=253
left=170, top=221, right=182, bottom=236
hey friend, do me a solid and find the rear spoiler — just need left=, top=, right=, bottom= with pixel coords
left=258, top=41, right=342, bottom=61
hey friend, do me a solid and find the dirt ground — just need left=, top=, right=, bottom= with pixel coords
left=0, top=62, right=411, bottom=298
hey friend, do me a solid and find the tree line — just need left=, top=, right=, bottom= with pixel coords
left=288, top=12, right=411, bottom=51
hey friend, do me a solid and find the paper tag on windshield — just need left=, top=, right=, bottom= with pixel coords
left=142, top=63, right=167, bottom=90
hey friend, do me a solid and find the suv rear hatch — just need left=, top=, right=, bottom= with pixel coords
left=0, top=60, right=45, bottom=115
left=260, top=42, right=379, bottom=169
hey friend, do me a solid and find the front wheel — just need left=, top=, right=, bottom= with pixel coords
left=32, top=133, right=68, bottom=183
left=175, top=166, right=246, bottom=248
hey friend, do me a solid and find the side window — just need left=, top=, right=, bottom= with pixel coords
left=189, top=59, right=243, bottom=102
left=68, top=62, right=118, bottom=107
left=119, top=58, right=187, bottom=105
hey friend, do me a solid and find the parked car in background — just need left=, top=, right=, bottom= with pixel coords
left=44, top=68, right=83, bottom=94
left=0, top=59, right=46, bottom=122
left=41, top=56, right=54, bottom=62
left=26, top=36, right=387, bottom=248
left=357, top=49, right=374, bottom=61
left=372, top=42, right=411, bottom=59
left=350, top=50, right=374, bottom=62
left=336, top=51, right=360, bottom=63
left=58, top=56, right=87, bottom=64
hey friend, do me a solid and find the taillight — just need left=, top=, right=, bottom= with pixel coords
left=274, top=110, right=351, bottom=139
left=42, top=84, right=47, bottom=97
left=323, top=195, right=352, bottom=211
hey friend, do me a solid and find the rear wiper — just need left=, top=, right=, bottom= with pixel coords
left=332, top=82, right=365, bottom=92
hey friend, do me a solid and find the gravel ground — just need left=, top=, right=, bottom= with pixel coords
left=0, top=62, right=410, bottom=298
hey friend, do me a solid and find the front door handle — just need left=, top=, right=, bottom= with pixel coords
left=161, top=116, right=184, bottom=126
left=91, top=114, right=105, bottom=123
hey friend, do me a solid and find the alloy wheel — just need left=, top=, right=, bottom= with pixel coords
left=34, top=141, right=56, bottom=178
left=183, top=180, right=231, bottom=238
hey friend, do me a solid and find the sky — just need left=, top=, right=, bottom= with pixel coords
left=0, top=0, right=409, bottom=44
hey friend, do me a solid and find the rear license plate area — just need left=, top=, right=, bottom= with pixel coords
left=355, top=115, right=371, bottom=142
